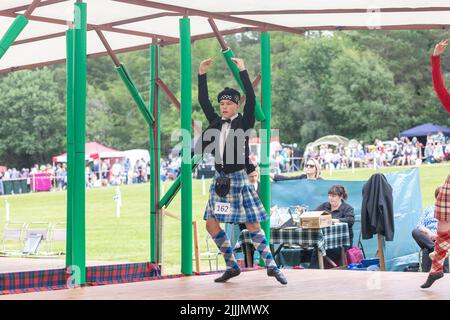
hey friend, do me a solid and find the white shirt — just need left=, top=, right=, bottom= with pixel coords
left=219, top=114, right=238, bottom=162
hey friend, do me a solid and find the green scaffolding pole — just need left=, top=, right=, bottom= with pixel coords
left=159, top=154, right=202, bottom=209
left=65, top=27, right=74, bottom=268
left=179, top=17, right=193, bottom=275
left=149, top=43, right=161, bottom=264
left=72, top=1, right=87, bottom=285
left=259, top=32, right=272, bottom=267
left=116, top=64, right=155, bottom=125
left=0, top=15, right=28, bottom=60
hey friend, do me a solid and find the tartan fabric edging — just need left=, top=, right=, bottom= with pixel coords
left=0, top=262, right=160, bottom=295
left=1, top=263, right=265, bottom=296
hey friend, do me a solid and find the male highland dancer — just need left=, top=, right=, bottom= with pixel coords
left=197, top=57, right=287, bottom=285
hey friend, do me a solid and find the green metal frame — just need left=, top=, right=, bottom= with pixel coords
left=116, top=64, right=155, bottom=125
left=0, top=15, right=28, bottom=60
left=179, top=17, right=193, bottom=275
left=65, top=27, right=74, bottom=268
left=71, top=1, right=87, bottom=285
left=150, top=43, right=161, bottom=264
left=259, top=32, right=272, bottom=266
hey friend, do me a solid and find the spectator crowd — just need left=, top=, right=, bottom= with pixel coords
left=0, top=155, right=184, bottom=195
left=0, top=131, right=448, bottom=195
left=271, top=131, right=449, bottom=174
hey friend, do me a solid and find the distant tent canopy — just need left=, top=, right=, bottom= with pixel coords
left=123, top=149, right=150, bottom=166
left=52, top=142, right=125, bottom=163
left=348, top=139, right=360, bottom=149
left=399, top=123, right=450, bottom=137
left=305, top=135, right=350, bottom=151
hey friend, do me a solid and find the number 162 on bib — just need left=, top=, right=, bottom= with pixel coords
left=214, top=202, right=231, bottom=215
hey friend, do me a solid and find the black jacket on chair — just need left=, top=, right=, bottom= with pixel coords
left=361, top=173, right=394, bottom=241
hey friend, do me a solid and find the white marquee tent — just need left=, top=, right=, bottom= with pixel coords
left=1, top=1, right=450, bottom=73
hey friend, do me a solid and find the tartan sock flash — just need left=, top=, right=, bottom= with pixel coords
left=212, top=230, right=240, bottom=270
left=249, top=229, right=277, bottom=268
left=430, top=231, right=450, bottom=273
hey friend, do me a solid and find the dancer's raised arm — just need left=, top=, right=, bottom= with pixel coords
left=431, top=39, right=450, bottom=114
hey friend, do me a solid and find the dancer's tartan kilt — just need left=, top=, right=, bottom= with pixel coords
left=203, top=169, right=268, bottom=224
left=435, top=174, right=450, bottom=222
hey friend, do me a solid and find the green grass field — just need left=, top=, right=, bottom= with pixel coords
left=0, top=163, right=448, bottom=274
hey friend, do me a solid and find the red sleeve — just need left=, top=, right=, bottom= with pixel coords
left=431, top=55, right=450, bottom=114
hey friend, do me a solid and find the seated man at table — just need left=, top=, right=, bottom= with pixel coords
left=309, top=184, right=355, bottom=269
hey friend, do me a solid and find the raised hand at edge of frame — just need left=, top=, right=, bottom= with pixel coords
left=199, top=58, right=213, bottom=75
left=433, top=39, right=448, bottom=57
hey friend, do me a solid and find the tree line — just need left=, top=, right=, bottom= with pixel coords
left=0, top=30, right=449, bottom=168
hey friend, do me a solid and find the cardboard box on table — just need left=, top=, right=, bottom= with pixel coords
left=299, top=211, right=332, bottom=229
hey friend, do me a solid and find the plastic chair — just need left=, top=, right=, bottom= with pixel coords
left=24, top=222, right=51, bottom=255
left=199, top=234, right=221, bottom=271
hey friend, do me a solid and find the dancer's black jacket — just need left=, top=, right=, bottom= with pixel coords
left=195, top=70, right=256, bottom=175
left=361, top=173, right=395, bottom=241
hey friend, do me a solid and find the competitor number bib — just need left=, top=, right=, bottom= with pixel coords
left=214, top=202, right=231, bottom=215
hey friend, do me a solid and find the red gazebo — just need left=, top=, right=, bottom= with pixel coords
left=52, top=141, right=125, bottom=163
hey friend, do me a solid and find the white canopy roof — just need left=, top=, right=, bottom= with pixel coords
left=1, top=0, right=450, bottom=73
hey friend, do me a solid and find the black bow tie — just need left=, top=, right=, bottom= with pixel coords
left=221, top=118, right=231, bottom=124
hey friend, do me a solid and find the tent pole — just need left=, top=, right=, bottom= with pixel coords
left=259, top=31, right=272, bottom=266
left=93, top=28, right=155, bottom=125
left=72, top=1, right=87, bottom=286
left=0, top=0, right=42, bottom=60
left=149, top=41, right=161, bottom=265
left=65, top=25, right=74, bottom=268
left=179, top=16, right=193, bottom=275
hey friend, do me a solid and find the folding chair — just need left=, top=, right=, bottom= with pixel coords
left=24, top=222, right=51, bottom=255
left=22, top=233, right=44, bottom=255
left=199, top=234, right=221, bottom=271
left=1, top=222, right=27, bottom=255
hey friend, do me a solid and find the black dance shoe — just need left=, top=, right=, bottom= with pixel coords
left=267, top=267, right=288, bottom=285
left=214, top=269, right=241, bottom=283
left=421, top=272, right=444, bottom=289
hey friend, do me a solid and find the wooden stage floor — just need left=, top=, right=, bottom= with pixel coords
left=1, top=269, right=449, bottom=300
